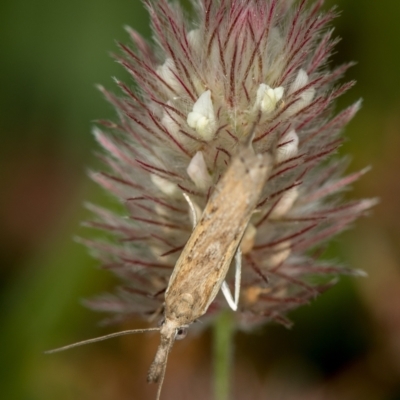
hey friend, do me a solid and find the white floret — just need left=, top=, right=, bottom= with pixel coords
left=254, top=84, right=284, bottom=114
left=276, top=130, right=299, bottom=163
left=186, top=151, right=212, bottom=191
left=187, top=90, right=217, bottom=141
left=151, top=174, right=178, bottom=197
left=270, top=187, right=299, bottom=219
left=287, top=69, right=315, bottom=115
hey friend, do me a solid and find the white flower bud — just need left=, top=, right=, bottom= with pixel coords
left=186, top=151, right=212, bottom=191
left=240, top=223, right=257, bottom=254
left=151, top=174, right=178, bottom=197
left=161, top=108, right=179, bottom=136
left=187, top=90, right=217, bottom=141
left=255, top=84, right=284, bottom=114
left=268, top=241, right=291, bottom=268
left=187, top=29, right=202, bottom=53
left=287, top=69, right=315, bottom=115
left=156, top=58, right=181, bottom=92
left=270, top=187, right=299, bottom=219
left=290, top=69, right=309, bottom=93
left=276, top=130, right=299, bottom=163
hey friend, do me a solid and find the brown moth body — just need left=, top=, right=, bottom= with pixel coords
left=147, top=145, right=271, bottom=389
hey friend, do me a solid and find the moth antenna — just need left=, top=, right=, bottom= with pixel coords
left=44, top=327, right=160, bottom=354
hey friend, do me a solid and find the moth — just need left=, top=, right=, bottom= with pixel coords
left=46, top=142, right=271, bottom=400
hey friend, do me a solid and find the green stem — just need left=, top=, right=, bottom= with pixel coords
left=213, top=310, right=235, bottom=400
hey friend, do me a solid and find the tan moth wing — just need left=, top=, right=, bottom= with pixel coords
left=165, top=146, right=271, bottom=323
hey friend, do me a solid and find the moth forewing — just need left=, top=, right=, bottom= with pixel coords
left=165, top=145, right=271, bottom=320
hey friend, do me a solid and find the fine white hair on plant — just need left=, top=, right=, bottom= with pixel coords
left=86, top=0, right=376, bottom=330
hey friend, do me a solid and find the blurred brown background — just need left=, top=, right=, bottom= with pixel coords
left=0, top=0, right=399, bottom=399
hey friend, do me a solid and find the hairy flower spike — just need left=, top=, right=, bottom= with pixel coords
left=87, top=0, right=375, bottom=329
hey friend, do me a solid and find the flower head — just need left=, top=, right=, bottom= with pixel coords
left=85, top=0, right=375, bottom=328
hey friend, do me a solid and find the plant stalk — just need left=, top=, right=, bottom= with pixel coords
left=213, top=310, right=235, bottom=400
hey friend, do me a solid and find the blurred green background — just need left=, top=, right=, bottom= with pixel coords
left=0, top=0, right=399, bottom=399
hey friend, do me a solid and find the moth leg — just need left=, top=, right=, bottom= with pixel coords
left=221, top=248, right=242, bottom=311
left=234, top=247, right=242, bottom=308
left=183, top=192, right=197, bottom=229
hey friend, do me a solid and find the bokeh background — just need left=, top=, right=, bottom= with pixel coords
left=1, top=0, right=399, bottom=399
